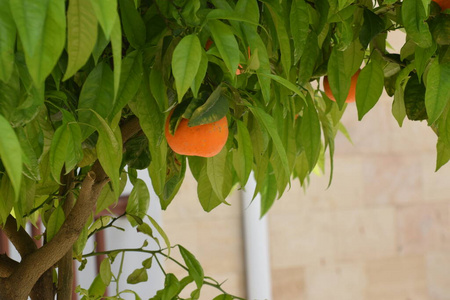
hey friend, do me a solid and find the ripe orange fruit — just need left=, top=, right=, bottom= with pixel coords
left=164, top=112, right=229, bottom=157
left=323, top=69, right=361, bottom=103
left=433, top=0, right=450, bottom=10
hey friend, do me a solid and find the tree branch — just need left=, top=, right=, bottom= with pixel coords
left=0, top=254, right=18, bottom=278
left=1, top=215, right=37, bottom=257
left=57, top=170, right=75, bottom=300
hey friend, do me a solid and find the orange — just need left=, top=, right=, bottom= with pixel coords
left=433, top=0, right=450, bottom=10
left=323, top=69, right=360, bottom=103
left=165, top=112, right=229, bottom=157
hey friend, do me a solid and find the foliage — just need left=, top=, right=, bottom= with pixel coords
left=0, top=0, right=449, bottom=298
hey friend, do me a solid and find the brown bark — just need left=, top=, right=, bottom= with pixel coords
left=0, top=254, right=17, bottom=278
left=57, top=171, right=76, bottom=300
left=0, top=116, right=142, bottom=300
left=2, top=215, right=37, bottom=257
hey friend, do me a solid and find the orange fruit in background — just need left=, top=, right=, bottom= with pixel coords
left=323, top=69, right=361, bottom=103
left=164, top=112, right=229, bottom=157
left=433, top=0, right=450, bottom=10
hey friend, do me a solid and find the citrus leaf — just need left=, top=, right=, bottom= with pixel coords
left=91, top=111, right=122, bottom=197
left=179, top=245, right=204, bottom=289
left=197, top=165, right=222, bottom=212
left=100, top=258, right=112, bottom=286
left=190, top=50, right=208, bottom=99
left=89, top=0, right=117, bottom=39
left=64, top=0, right=98, bottom=81
left=46, top=205, right=65, bottom=242
left=259, top=163, right=277, bottom=217
left=88, top=275, right=107, bottom=297
left=206, top=147, right=227, bottom=201
left=149, top=68, right=168, bottom=112
left=249, top=106, right=290, bottom=177
left=119, top=0, right=146, bottom=49
left=126, top=179, right=150, bottom=227
left=356, top=61, right=384, bottom=120
left=127, top=267, right=148, bottom=284
left=300, top=94, right=321, bottom=172
left=265, top=3, right=291, bottom=74
left=426, top=60, right=450, bottom=125
left=259, top=73, right=306, bottom=103
left=147, top=215, right=171, bottom=256
left=402, top=0, right=432, bottom=48
left=78, top=62, right=114, bottom=140
left=359, top=8, right=385, bottom=49
left=188, top=85, right=229, bottom=127
left=290, top=0, right=309, bottom=64
left=233, top=120, right=253, bottom=186
left=0, top=175, right=15, bottom=224
left=172, top=34, right=202, bottom=102
left=208, top=19, right=240, bottom=77
left=10, top=0, right=66, bottom=85
left=110, top=16, right=122, bottom=98
left=110, top=50, right=143, bottom=118
left=0, top=114, right=22, bottom=200
left=0, top=0, right=16, bottom=82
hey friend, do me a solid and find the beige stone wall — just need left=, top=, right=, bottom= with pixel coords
left=269, top=99, right=450, bottom=300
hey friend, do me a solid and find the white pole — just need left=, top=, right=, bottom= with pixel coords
left=241, top=173, right=273, bottom=300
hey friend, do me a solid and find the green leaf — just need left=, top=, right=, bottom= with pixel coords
left=356, top=61, right=384, bottom=120
left=100, top=258, right=112, bottom=286
left=63, top=0, right=98, bottom=81
left=49, top=112, right=83, bottom=182
left=290, top=0, right=309, bottom=64
left=127, top=267, right=148, bottom=284
left=249, top=106, right=290, bottom=177
left=78, top=62, right=114, bottom=140
left=147, top=215, right=171, bottom=256
left=0, top=176, right=15, bottom=224
left=206, top=147, right=227, bottom=201
left=110, top=50, right=143, bottom=118
left=109, top=51, right=143, bottom=119
left=258, top=73, right=306, bottom=102
left=426, top=60, right=450, bottom=125
left=212, top=295, right=233, bottom=300
left=298, top=31, right=319, bottom=84
left=88, top=275, right=107, bottom=297
left=92, top=111, right=122, bottom=197
left=179, top=245, right=204, bottom=288
left=190, top=51, right=208, bottom=99
left=89, top=0, right=117, bottom=39
left=359, top=8, right=385, bottom=49
left=128, top=73, right=167, bottom=199
left=126, top=179, right=150, bottom=227
left=233, top=120, right=253, bottom=186
left=92, top=25, right=109, bottom=64
left=402, top=0, right=432, bottom=48
left=119, top=0, right=146, bottom=49
left=265, top=4, right=291, bottom=74
left=300, top=94, right=321, bottom=172
left=208, top=19, right=240, bottom=77
left=415, top=42, right=437, bottom=82
left=0, top=114, right=22, bottom=199
left=161, top=274, right=181, bottom=300
left=46, top=205, right=65, bottom=242
left=188, top=86, right=229, bottom=127
left=10, top=0, right=66, bottom=85
left=0, top=0, right=16, bottom=82
left=111, top=16, right=122, bottom=99
left=172, top=34, right=202, bottom=102
left=327, top=41, right=364, bottom=108
left=197, top=165, right=222, bottom=212
left=149, top=68, right=168, bottom=112
left=260, top=163, right=277, bottom=217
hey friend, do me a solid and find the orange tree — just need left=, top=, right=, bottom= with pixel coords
left=0, top=0, right=449, bottom=299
